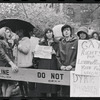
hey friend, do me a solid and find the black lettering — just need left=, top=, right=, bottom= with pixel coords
left=37, top=72, right=45, bottom=78
left=60, top=74, right=64, bottom=80
left=37, top=72, right=41, bottom=78
left=6, top=70, right=9, bottom=75
left=51, top=73, right=64, bottom=80
left=0, top=70, right=9, bottom=75
left=42, top=72, right=45, bottom=78
left=51, top=73, right=55, bottom=79
left=56, top=73, right=59, bottom=79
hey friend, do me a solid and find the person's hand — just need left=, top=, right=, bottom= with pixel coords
left=61, top=65, right=66, bottom=71
left=9, top=61, right=18, bottom=73
left=65, top=65, right=72, bottom=71
left=11, top=64, right=18, bottom=73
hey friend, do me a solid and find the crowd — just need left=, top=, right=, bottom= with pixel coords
left=0, top=24, right=99, bottom=97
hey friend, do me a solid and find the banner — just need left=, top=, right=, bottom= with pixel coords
left=34, top=45, right=52, bottom=59
left=70, top=71, right=100, bottom=97
left=0, top=67, right=70, bottom=86
left=75, top=39, right=100, bottom=76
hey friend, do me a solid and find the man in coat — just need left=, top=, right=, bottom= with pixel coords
left=57, top=24, right=78, bottom=97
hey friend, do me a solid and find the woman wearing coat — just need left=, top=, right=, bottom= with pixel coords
left=0, top=27, right=18, bottom=97
left=57, top=24, right=78, bottom=97
left=35, top=28, right=59, bottom=97
left=13, top=29, right=33, bottom=97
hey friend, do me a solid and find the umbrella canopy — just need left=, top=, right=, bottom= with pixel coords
left=52, top=24, right=64, bottom=40
left=0, top=19, right=35, bottom=37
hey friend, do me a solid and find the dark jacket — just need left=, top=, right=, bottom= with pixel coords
left=35, top=40, right=59, bottom=94
left=0, top=40, right=14, bottom=66
left=57, top=36, right=78, bottom=68
left=57, top=35, right=78, bottom=96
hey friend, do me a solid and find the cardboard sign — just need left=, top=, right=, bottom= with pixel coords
left=0, top=67, right=70, bottom=86
left=34, top=45, right=52, bottom=59
left=75, top=39, right=100, bottom=76
left=70, top=71, right=100, bottom=97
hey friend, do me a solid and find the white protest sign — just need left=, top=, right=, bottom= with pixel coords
left=34, top=45, right=52, bottom=59
left=0, top=67, right=70, bottom=86
left=75, top=39, right=100, bottom=76
left=70, top=71, right=100, bottom=97
left=30, top=37, right=39, bottom=52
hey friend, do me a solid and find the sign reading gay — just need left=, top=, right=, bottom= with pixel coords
left=75, top=39, right=100, bottom=76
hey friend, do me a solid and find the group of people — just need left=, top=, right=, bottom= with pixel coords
left=0, top=24, right=99, bottom=97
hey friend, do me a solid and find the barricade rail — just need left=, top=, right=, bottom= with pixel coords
left=0, top=67, right=73, bottom=86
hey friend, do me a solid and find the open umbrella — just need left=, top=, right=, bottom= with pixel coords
left=0, top=19, right=35, bottom=37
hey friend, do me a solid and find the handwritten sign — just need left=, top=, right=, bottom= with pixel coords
left=70, top=71, right=100, bottom=97
left=75, top=39, right=100, bottom=76
left=0, top=67, right=70, bottom=86
left=34, top=45, right=52, bottom=59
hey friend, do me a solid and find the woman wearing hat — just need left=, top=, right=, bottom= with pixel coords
left=76, top=26, right=89, bottom=40
left=57, top=24, right=78, bottom=97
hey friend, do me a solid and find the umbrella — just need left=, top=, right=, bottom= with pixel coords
left=52, top=24, right=64, bottom=40
left=0, top=19, right=35, bottom=37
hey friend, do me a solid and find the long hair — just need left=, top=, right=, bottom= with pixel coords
left=44, top=28, right=54, bottom=41
left=0, top=27, right=12, bottom=40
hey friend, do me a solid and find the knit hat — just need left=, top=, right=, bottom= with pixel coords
left=77, top=26, right=88, bottom=37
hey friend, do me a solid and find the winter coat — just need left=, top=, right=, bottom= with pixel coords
left=57, top=35, right=78, bottom=96
left=0, top=39, right=14, bottom=67
left=37, top=40, right=58, bottom=69
left=35, top=40, right=59, bottom=94
left=13, top=37, right=33, bottom=67
left=0, top=27, right=14, bottom=67
left=57, top=36, right=78, bottom=68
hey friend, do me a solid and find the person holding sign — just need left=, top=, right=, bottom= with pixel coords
left=34, top=28, right=59, bottom=97
left=0, top=27, right=18, bottom=97
left=57, top=24, right=78, bottom=97
left=76, top=26, right=89, bottom=40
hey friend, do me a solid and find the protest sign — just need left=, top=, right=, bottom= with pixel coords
left=34, top=45, right=52, bottom=59
left=75, top=39, right=100, bottom=76
left=70, top=71, right=100, bottom=97
left=0, top=67, right=70, bottom=86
